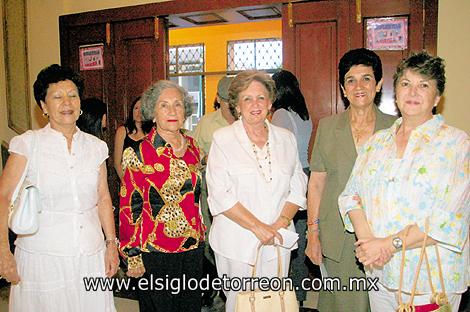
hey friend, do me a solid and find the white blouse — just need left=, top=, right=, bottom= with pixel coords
left=9, top=124, right=108, bottom=256
left=206, top=120, right=307, bottom=264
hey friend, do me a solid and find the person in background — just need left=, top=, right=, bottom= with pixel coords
left=119, top=80, right=205, bottom=312
left=190, top=75, right=235, bottom=306
left=206, top=70, right=307, bottom=311
left=113, top=97, right=152, bottom=179
left=77, top=97, right=107, bottom=139
left=0, top=64, right=118, bottom=311
left=305, top=48, right=396, bottom=312
left=271, top=69, right=312, bottom=305
left=339, top=51, right=469, bottom=312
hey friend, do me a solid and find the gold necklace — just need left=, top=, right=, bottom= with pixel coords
left=351, top=123, right=370, bottom=143
left=252, top=141, right=272, bottom=183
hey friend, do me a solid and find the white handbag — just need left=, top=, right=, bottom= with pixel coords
left=8, top=132, right=40, bottom=235
left=235, top=245, right=299, bottom=312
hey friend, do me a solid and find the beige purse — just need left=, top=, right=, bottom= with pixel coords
left=397, top=221, right=451, bottom=312
left=235, top=245, right=298, bottom=312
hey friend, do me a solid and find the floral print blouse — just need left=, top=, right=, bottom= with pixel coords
left=339, top=115, right=469, bottom=293
left=119, top=128, right=205, bottom=260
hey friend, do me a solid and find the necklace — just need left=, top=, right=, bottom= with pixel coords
left=252, top=141, right=272, bottom=183
left=351, top=123, right=370, bottom=143
left=171, top=135, right=186, bottom=153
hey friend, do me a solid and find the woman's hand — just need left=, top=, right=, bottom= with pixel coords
left=355, top=237, right=393, bottom=266
left=271, top=218, right=288, bottom=232
left=126, top=266, right=145, bottom=278
left=252, top=221, right=283, bottom=245
left=305, top=232, right=322, bottom=265
left=104, top=245, right=120, bottom=277
left=0, top=251, right=20, bottom=284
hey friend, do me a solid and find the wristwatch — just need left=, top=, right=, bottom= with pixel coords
left=392, top=236, right=403, bottom=250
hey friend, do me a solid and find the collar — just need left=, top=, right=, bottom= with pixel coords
left=233, top=118, right=277, bottom=146
left=43, top=123, right=82, bottom=141
left=145, top=127, right=192, bottom=151
left=388, top=114, right=444, bottom=140
left=336, top=105, right=385, bottom=133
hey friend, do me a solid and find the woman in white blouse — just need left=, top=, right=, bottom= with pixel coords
left=206, top=70, right=307, bottom=311
left=0, top=64, right=118, bottom=311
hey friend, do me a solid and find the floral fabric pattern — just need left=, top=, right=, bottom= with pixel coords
left=339, top=115, right=470, bottom=293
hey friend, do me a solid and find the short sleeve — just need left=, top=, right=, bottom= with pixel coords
left=285, top=133, right=308, bottom=209
left=96, top=140, right=109, bottom=166
left=8, top=131, right=34, bottom=160
left=309, top=119, right=326, bottom=172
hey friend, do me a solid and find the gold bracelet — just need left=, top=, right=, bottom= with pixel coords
left=280, top=215, right=291, bottom=226
left=127, top=254, right=144, bottom=270
left=105, top=237, right=119, bottom=247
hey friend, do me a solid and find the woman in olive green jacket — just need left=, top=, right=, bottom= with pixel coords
left=305, top=48, right=396, bottom=312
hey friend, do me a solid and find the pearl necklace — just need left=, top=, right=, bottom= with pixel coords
left=252, top=140, right=272, bottom=183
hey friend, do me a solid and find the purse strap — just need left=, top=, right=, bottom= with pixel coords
left=423, top=240, right=449, bottom=305
left=397, top=219, right=448, bottom=312
left=251, top=244, right=283, bottom=278
left=11, top=131, right=38, bottom=202
left=397, top=223, right=428, bottom=311
left=249, top=244, right=286, bottom=312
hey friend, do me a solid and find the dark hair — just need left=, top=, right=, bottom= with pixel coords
left=124, top=97, right=153, bottom=135
left=272, top=70, right=309, bottom=121
left=228, top=70, right=276, bottom=120
left=76, top=98, right=107, bottom=138
left=213, top=97, right=220, bottom=110
left=33, top=64, right=84, bottom=109
left=393, top=51, right=445, bottom=95
left=338, top=48, right=383, bottom=108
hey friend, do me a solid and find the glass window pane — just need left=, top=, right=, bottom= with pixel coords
left=227, top=38, right=281, bottom=72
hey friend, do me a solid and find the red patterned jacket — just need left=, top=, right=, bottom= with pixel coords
left=119, top=128, right=205, bottom=260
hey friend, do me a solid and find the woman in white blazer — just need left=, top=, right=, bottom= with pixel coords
left=206, top=71, right=307, bottom=311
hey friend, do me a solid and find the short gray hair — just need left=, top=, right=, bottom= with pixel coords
left=141, top=80, right=193, bottom=121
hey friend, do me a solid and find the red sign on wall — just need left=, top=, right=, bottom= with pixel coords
left=79, top=44, right=104, bottom=70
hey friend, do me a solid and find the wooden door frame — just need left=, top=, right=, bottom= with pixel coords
left=59, top=0, right=283, bottom=27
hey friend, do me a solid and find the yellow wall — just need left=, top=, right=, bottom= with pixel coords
left=0, top=0, right=469, bottom=169
left=169, top=20, right=281, bottom=113
left=437, top=0, right=470, bottom=134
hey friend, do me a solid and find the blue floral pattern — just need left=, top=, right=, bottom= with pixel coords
left=339, top=115, right=469, bottom=293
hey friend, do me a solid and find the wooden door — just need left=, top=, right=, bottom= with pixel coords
left=349, top=0, right=438, bottom=115
left=282, top=0, right=350, bottom=151
left=113, top=17, right=168, bottom=124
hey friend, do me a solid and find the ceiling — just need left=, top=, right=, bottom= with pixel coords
left=167, top=4, right=282, bottom=28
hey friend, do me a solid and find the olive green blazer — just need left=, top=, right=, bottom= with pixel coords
left=310, top=107, right=396, bottom=261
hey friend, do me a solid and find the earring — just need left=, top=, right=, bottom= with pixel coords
left=42, top=112, right=48, bottom=118
left=79, top=110, right=83, bottom=116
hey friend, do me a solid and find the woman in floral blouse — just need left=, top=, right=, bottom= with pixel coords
left=119, top=80, right=205, bottom=312
left=339, top=51, right=469, bottom=311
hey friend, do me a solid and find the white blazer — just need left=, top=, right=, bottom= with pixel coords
left=206, top=119, right=307, bottom=264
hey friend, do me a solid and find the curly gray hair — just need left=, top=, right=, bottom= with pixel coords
left=140, top=80, right=193, bottom=122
